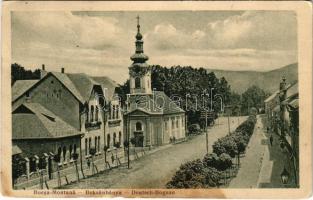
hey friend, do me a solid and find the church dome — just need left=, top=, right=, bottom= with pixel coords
left=136, top=28, right=143, bottom=40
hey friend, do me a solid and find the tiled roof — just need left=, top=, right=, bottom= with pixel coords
left=127, top=91, right=185, bottom=115
left=67, top=73, right=101, bottom=102
left=12, top=103, right=82, bottom=139
left=91, top=76, right=117, bottom=101
left=154, top=91, right=185, bottom=114
left=12, top=80, right=39, bottom=102
left=51, top=72, right=85, bottom=103
left=12, top=71, right=118, bottom=106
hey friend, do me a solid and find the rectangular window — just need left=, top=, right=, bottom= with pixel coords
left=85, top=139, right=87, bottom=155
left=98, top=136, right=100, bottom=152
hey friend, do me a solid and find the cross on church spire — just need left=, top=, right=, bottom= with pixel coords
left=136, top=15, right=140, bottom=33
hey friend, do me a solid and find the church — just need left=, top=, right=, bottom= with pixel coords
left=124, top=17, right=186, bottom=147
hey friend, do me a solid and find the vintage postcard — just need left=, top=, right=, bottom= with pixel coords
left=1, top=1, right=312, bottom=198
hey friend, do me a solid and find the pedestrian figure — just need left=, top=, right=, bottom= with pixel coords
left=267, top=127, right=269, bottom=133
left=87, top=158, right=90, bottom=169
left=270, top=135, right=273, bottom=146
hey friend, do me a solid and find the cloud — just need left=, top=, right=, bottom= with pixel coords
left=11, top=11, right=297, bottom=84
left=206, top=11, right=297, bottom=50
left=145, top=11, right=296, bottom=51
left=12, top=12, right=126, bottom=51
left=144, top=23, right=190, bottom=50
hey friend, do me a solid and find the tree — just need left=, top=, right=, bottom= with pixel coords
left=203, top=153, right=219, bottom=169
left=218, top=153, right=232, bottom=185
left=230, top=132, right=248, bottom=154
left=218, top=153, right=232, bottom=171
left=241, top=85, right=267, bottom=115
left=11, top=63, right=40, bottom=85
left=218, top=137, right=238, bottom=158
left=116, top=65, right=233, bottom=126
left=212, top=139, right=227, bottom=156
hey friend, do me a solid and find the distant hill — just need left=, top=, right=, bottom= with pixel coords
left=209, top=63, right=298, bottom=94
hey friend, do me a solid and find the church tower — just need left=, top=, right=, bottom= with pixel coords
left=129, top=16, right=152, bottom=95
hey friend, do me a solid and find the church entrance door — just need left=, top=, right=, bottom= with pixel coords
left=134, top=131, right=144, bottom=147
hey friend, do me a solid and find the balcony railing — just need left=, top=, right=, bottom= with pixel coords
left=85, top=121, right=101, bottom=131
left=108, top=118, right=121, bottom=127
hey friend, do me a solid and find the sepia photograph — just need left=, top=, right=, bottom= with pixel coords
left=1, top=1, right=312, bottom=198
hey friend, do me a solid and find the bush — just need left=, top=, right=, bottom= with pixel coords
left=213, top=137, right=238, bottom=158
left=188, top=124, right=201, bottom=135
left=218, top=153, right=232, bottom=171
left=230, top=132, right=248, bottom=154
left=212, top=139, right=227, bottom=156
left=166, top=159, right=221, bottom=188
left=204, top=167, right=221, bottom=187
left=166, top=116, right=257, bottom=188
left=203, top=153, right=219, bottom=169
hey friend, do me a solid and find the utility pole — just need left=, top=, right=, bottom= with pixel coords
left=205, top=109, right=208, bottom=155
left=127, top=114, right=130, bottom=169
left=228, top=112, right=230, bottom=134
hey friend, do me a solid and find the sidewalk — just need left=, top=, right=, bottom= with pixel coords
left=24, top=141, right=182, bottom=189
left=228, top=115, right=267, bottom=188
left=257, top=116, right=297, bottom=188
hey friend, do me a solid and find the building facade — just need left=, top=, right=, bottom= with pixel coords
left=263, top=77, right=299, bottom=186
left=12, top=68, right=124, bottom=182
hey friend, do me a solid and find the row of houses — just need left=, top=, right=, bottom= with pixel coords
left=12, top=67, right=124, bottom=178
left=264, top=76, right=299, bottom=186
left=11, top=16, right=187, bottom=186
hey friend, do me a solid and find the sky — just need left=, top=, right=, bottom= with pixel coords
left=12, top=11, right=297, bottom=84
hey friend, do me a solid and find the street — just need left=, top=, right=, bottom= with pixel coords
left=62, top=116, right=246, bottom=189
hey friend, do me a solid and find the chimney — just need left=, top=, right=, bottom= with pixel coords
left=40, top=64, right=47, bottom=79
left=61, top=67, right=65, bottom=73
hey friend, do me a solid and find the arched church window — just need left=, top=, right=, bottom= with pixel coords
left=136, top=122, right=142, bottom=131
left=135, top=77, right=141, bottom=89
